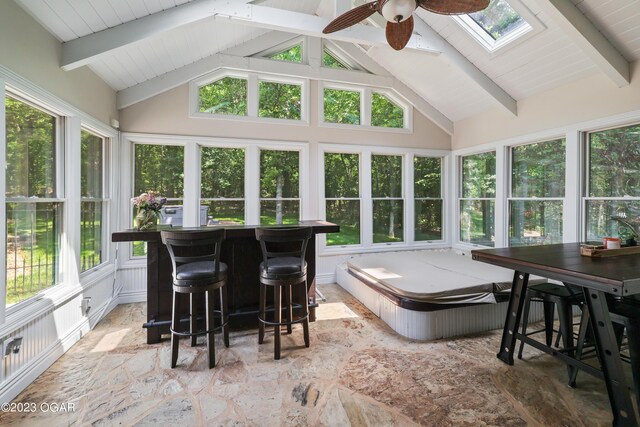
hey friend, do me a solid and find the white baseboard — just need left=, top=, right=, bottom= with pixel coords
left=117, top=290, right=147, bottom=304
left=316, top=273, right=336, bottom=285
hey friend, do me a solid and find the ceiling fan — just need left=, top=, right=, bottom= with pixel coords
left=323, top=0, right=490, bottom=50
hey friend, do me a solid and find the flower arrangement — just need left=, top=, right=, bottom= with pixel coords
left=132, top=191, right=167, bottom=230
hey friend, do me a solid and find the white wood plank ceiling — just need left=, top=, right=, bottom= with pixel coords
left=13, top=0, right=640, bottom=123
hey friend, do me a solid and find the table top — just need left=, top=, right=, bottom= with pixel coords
left=112, top=220, right=340, bottom=242
left=471, top=243, right=640, bottom=296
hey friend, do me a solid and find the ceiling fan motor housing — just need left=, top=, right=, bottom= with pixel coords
left=380, top=0, right=418, bottom=23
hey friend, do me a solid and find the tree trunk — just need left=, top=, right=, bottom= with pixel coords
left=388, top=200, right=395, bottom=238
left=276, top=175, right=284, bottom=224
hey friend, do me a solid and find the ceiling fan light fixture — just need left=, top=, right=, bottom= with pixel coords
left=380, top=0, right=417, bottom=23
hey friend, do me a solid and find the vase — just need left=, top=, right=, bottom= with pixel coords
left=136, top=209, right=159, bottom=230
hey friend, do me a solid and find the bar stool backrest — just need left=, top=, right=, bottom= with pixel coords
left=161, top=229, right=226, bottom=283
left=255, top=227, right=312, bottom=274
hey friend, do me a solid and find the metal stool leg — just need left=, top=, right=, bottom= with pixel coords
left=569, top=304, right=590, bottom=387
left=206, top=290, right=216, bottom=368
left=543, top=300, right=555, bottom=347
left=171, top=291, right=180, bottom=368
left=557, top=297, right=575, bottom=379
left=274, top=285, right=282, bottom=360
left=258, top=283, right=265, bottom=344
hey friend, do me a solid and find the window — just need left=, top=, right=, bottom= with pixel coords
left=460, top=152, right=496, bottom=246
left=323, top=88, right=361, bottom=125
left=453, top=0, right=535, bottom=52
left=193, top=71, right=307, bottom=123
left=372, top=155, right=404, bottom=243
left=324, top=153, right=360, bottom=245
left=469, top=0, right=526, bottom=41
left=260, top=150, right=300, bottom=224
left=371, top=92, right=404, bottom=129
left=200, top=147, right=245, bottom=225
left=133, top=144, right=184, bottom=255
left=509, top=139, right=565, bottom=246
left=323, top=48, right=349, bottom=69
left=258, top=80, right=302, bottom=120
left=321, top=85, right=411, bottom=130
left=414, top=156, right=443, bottom=241
left=5, top=95, right=62, bottom=305
left=585, top=124, right=640, bottom=241
left=268, top=43, right=302, bottom=63
left=198, top=76, right=248, bottom=116
left=80, top=129, right=107, bottom=272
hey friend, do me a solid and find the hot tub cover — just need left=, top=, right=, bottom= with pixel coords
left=347, top=250, right=544, bottom=304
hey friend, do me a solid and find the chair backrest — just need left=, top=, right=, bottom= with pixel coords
left=255, top=227, right=312, bottom=273
left=161, top=229, right=225, bottom=279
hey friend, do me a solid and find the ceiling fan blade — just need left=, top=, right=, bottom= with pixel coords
left=418, top=0, right=489, bottom=15
left=323, top=1, right=379, bottom=34
left=386, top=15, right=414, bottom=51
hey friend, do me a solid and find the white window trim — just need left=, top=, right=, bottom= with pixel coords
left=319, top=82, right=412, bottom=133
left=318, top=143, right=450, bottom=256
left=451, top=0, right=545, bottom=55
left=189, top=69, right=310, bottom=125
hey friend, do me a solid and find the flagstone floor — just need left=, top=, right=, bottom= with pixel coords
left=0, top=284, right=619, bottom=426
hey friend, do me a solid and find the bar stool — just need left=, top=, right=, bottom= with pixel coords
left=161, top=229, right=229, bottom=369
left=517, top=282, right=583, bottom=368
left=255, top=226, right=312, bottom=360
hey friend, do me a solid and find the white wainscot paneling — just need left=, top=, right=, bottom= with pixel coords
left=117, top=266, right=148, bottom=303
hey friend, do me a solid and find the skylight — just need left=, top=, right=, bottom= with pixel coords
left=453, top=0, right=534, bottom=53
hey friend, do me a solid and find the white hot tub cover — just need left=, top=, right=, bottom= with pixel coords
left=346, top=250, right=542, bottom=305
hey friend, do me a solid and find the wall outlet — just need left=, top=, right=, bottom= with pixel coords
left=3, top=337, right=23, bottom=357
left=81, top=297, right=92, bottom=316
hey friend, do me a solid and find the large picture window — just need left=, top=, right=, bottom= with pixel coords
left=324, top=152, right=360, bottom=245
left=258, top=80, right=302, bottom=120
left=323, top=88, right=361, bottom=125
left=133, top=143, right=184, bottom=255
left=5, top=95, right=62, bottom=305
left=509, top=139, right=565, bottom=246
left=585, top=124, right=640, bottom=241
left=80, top=129, right=107, bottom=272
left=414, top=156, right=443, bottom=241
left=200, top=147, right=245, bottom=225
left=372, top=154, right=404, bottom=243
left=260, top=149, right=300, bottom=224
left=460, top=152, right=496, bottom=246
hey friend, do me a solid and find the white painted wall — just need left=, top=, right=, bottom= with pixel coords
left=0, top=1, right=118, bottom=125
left=453, top=61, right=640, bottom=150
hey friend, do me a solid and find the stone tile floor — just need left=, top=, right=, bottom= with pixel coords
left=0, top=284, right=623, bottom=426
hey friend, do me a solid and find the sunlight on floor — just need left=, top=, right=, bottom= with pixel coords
left=315, top=302, right=359, bottom=321
left=91, top=328, right=130, bottom=353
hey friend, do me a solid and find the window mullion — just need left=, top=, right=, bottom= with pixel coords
left=245, top=146, right=260, bottom=224
left=247, top=74, right=258, bottom=117
left=362, top=88, right=371, bottom=126
left=361, top=151, right=373, bottom=247
left=405, top=154, right=414, bottom=244
left=64, top=116, right=81, bottom=284
left=183, top=143, right=199, bottom=226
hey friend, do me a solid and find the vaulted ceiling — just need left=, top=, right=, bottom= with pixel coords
left=15, top=0, right=640, bottom=133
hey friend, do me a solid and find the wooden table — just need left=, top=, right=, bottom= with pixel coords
left=112, top=220, right=339, bottom=344
left=472, top=243, right=640, bottom=427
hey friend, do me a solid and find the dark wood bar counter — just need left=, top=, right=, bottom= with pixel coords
left=112, top=221, right=339, bottom=344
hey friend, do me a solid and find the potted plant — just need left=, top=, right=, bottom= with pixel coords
left=132, top=191, right=167, bottom=230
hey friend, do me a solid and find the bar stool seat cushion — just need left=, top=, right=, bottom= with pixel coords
left=176, top=261, right=228, bottom=281
left=260, top=258, right=307, bottom=279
